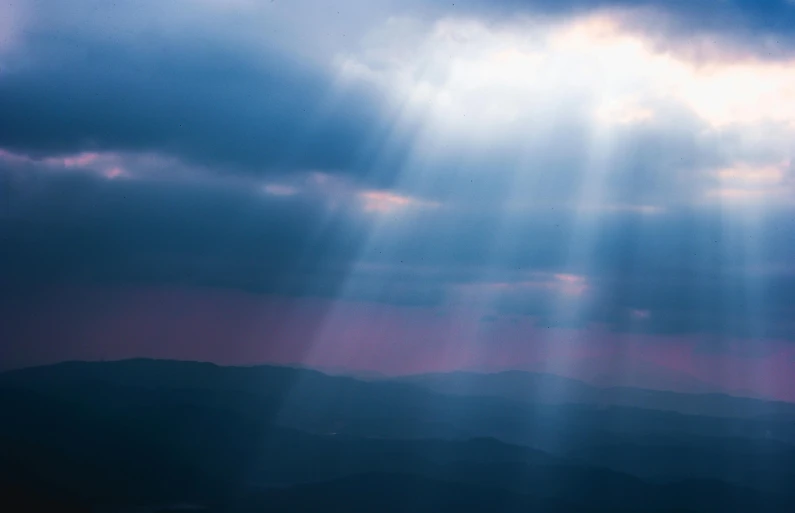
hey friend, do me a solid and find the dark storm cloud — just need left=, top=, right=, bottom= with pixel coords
left=0, top=165, right=371, bottom=298
left=3, top=165, right=795, bottom=340
left=0, top=30, right=406, bottom=185
left=319, top=206, right=795, bottom=339
left=476, top=0, right=793, bottom=25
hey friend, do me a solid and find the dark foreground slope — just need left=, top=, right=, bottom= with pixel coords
left=248, top=473, right=610, bottom=513
left=2, top=359, right=794, bottom=513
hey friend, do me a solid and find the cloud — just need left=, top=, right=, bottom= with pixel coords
left=333, top=11, right=795, bottom=211
left=2, top=0, right=795, bottom=351
left=0, top=29, right=401, bottom=184
left=344, top=11, right=795, bottom=134
left=358, top=190, right=440, bottom=214
left=704, top=159, right=795, bottom=205
left=5, top=164, right=795, bottom=341
left=464, top=0, right=795, bottom=56
left=2, top=3, right=793, bottom=214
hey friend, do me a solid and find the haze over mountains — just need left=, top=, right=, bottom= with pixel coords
left=191, top=356, right=743, bottom=397
left=398, top=369, right=795, bottom=419
left=3, top=359, right=795, bottom=513
left=568, top=359, right=728, bottom=395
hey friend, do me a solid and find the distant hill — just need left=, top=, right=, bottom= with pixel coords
left=8, top=358, right=794, bottom=420
left=3, top=359, right=795, bottom=512
left=580, top=359, right=724, bottom=394
left=399, top=369, right=795, bottom=419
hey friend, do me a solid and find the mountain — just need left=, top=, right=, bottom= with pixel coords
left=5, top=360, right=795, bottom=446
left=580, top=359, right=724, bottom=394
left=399, top=369, right=795, bottom=419
left=3, top=359, right=795, bottom=512
left=7, top=359, right=794, bottom=420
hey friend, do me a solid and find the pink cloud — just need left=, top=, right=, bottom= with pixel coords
left=58, top=152, right=101, bottom=168
left=0, top=148, right=125, bottom=179
left=360, top=190, right=413, bottom=212
left=103, top=167, right=126, bottom=179
left=358, top=190, right=439, bottom=214
left=553, top=273, right=589, bottom=295
left=0, top=148, right=33, bottom=164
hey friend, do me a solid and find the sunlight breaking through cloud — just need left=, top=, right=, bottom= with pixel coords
left=338, top=10, right=795, bottom=162
left=3, top=0, right=795, bottom=424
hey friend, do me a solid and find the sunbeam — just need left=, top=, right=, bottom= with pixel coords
left=3, top=2, right=795, bottom=513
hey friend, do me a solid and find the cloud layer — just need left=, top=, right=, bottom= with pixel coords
left=2, top=0, right=795, bottom=374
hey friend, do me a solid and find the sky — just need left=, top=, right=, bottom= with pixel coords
left=2, top=0, right=795, bottom=400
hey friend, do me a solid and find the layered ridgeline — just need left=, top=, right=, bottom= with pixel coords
left=2, top=359, right=795, bottom=513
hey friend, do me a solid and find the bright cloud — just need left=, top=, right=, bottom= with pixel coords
left=715, top=161, right=789, bottom=185
left=340, top=12, right=795, bottom=132
left=335, top=11, right=795, bottom=198
left=333, top=10, right=795, bottom=213
left=707, top=160, right=794, bottom=204
left=46, top=152, right=100, bottom=168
